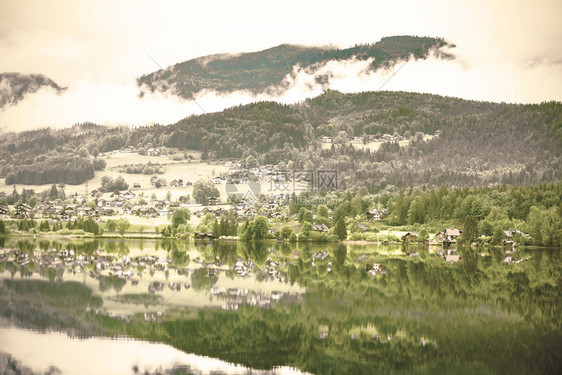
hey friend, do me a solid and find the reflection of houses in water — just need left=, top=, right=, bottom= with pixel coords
left=210, top=288, right=302, bottom=311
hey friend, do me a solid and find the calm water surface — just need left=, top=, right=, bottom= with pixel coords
left=0, top=237, right=560, bottom=374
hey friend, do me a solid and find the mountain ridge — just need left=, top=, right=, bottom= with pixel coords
left=0, top=72, right=67, bottom=110
left=137, top=36, right=453, bottom=99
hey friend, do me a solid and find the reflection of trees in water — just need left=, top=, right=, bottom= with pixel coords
left=190, top=268, right=218, bottom=291
left=98, top=275, right=127, bottom=293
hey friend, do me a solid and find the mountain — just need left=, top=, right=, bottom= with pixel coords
left=0, top=72, right=67, bottom=110
left=137, top=36, right=453, bottom=99
left=1, top=90, right=560, bottom=188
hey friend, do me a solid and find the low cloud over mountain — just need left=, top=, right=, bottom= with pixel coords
left=0, top=72, right=66, bottom=109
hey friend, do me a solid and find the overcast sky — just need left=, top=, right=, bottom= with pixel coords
left=1, top=0, right=561, bottom=132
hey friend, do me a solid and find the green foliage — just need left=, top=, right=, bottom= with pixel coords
left=280, top=225, right=293, bottom=240
left=5, top=156, right=94, bottom=185
left=99, top=176, right=129, bottom=192
left=333, top=218, right=347, bottom=240
left=116, top=218, right=131, bottom=236
left=462, top=215, right=479, bottom=244
left=171, top=208, right=191, bottom=229
left=138, top=36, right=449, bottom=100
left=192, top=180, right=220, bottom=205
left=241, top=216, right=270, bottom=240
left=105, top=219, right=117, bottom=232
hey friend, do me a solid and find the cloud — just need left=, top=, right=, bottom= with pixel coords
left=2, top=46, right=561, bottom=133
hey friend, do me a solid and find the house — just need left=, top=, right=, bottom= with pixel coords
left=0, top=205, right=8, bottom=217
left=154, top=178, right=166, bottom=188
left=159, top=208, right=171, bottom=217
left=402, top=232, right=419, bottom=241
left=356, top=223, right=369, bottom=232
left=138, top=207, right=158, bottom=218
left=312, top=224, right=329, bottom=233
left=194, top=232, right=215, bottom=240
left=90, top=189, right=99, bottom=197
left=212, top=177, right=225, bottom=185
left=366, top=208, right=388, bottom=221
left=185, top=181, right=193, bottom=186
left=207, top=197, right=219, bottom=205
left=437, top=228, right=462, bottom=243
left=14, top=203, right=32, bottom=218
left=122, top=191, right=136, bottom=200
left=170, top=180, right=180, bottom=188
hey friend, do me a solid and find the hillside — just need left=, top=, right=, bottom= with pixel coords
left=137, top=36, right=452, bottom=99
left=1, top=91, right=560, bottom=189
left=0, top=72, right=66, bottom=110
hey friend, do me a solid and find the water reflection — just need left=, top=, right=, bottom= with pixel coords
left=0, top=323, right=308, bottom=375
left=0, top=238, right=560, bottom=374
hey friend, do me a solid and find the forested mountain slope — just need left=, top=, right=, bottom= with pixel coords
left=1, top=91, right=560, bottom=188
left=137, top=36, right=452, bottom=99
left=0, top=72, right=66, bottom=109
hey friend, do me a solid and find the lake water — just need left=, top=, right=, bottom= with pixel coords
left=0, top=237, right=560, bottom=374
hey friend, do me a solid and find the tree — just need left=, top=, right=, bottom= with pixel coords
left=49, top=184, right=58, bottom=200
left=91, top=147, right=99, bottom=158
left=245, top=155, right=259, bottom=169
left=281, top=225, right=293, bottom=239
left=28, top=196, right=38, bottom=208
left=192, top=180, right=220, bottom=205
left=171, top=208, right=191, bottom=229
left=462, top=215, right=479, bottom=244
left=93, top=159, right=106, bottom=171
left=334, top=218, right=347, bottom=240
left=301, top=221, right=313, bottom=239
left=317, top=205, right=329, bottom=219
left=106, top=219, right=117, bottom=232
left=78, top=147, right=90, bottom=158
left=0, top=220, right=5, bottom=235
left=407, top=196, right=426, bottom=225
left=117, top=218, right=130, bottom=236
left=249, top=216, right=270, bottom=240
left=419, top=228, right=429, bottom=243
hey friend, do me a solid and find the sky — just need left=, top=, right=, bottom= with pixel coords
left=0, top=0, right=561, bottom=132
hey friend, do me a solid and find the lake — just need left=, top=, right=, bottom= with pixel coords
left=0, top=237, right=560, bottom=374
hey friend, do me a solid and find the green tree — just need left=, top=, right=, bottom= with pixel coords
left=245, top=155, right=259, bottom=169
left=419, top=228, right=429, bottom=243
left=334, top=218, right=347, bottom=240
left=106, top=219, right=117, bottom=232
left=407, top=196, right=426, bottom=225
left=0, top=220, right=5, bottom=235
left=317, top=205, right=329, bottom=219
left=171, top=208, right=191, bottom=229
left=462, top=215, right=479, bottom=244
left=192, top=180, right=220, bottom=205
left=249, top=216, right=270, bottom=240
left=117, top=218, right=131, bottom=236
left=28, top=196, right=38, bottom=208
left=281, top=225, right=293, bottom=239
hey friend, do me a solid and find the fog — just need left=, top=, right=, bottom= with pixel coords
left=0, top=0, right=561, bottom=132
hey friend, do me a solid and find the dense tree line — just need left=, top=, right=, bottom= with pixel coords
left=1, top=91, right=560, bottom=190
left=5, top=156, right=94, bottom=185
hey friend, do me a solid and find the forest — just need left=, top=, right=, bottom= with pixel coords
left=1, top=90, right=561, bottom=189
left=137, top=36, right=452, bottom=99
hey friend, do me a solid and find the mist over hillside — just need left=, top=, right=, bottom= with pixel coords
left=0, top=72, right=66, bottom=110
left=137, top=36, right=453, bottom=100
